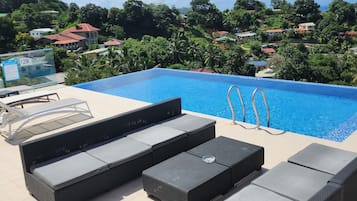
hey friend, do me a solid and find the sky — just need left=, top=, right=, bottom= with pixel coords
left=61, top=0, right=357, bottom=10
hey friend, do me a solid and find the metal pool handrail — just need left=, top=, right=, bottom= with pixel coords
left=227, top=85, right=246, bottom=124
left=252, top=88, right=270, bottom=128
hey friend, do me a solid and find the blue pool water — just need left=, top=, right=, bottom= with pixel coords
left=75, top=68, right=357, bottom=142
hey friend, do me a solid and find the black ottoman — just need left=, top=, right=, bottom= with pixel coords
left=188, top=136, right=264, bottom=185
left=142, top=152, right=231, bottom=201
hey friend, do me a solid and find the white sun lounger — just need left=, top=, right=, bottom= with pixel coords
left=0, top=85, right=34, bottom=97
left=0, top=90, right=60, bottom=107
left=0, top=98, right=93, bottom=140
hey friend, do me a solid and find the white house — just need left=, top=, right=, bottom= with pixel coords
left=30, top=28, right=55, bottom=39
left=298, top=22, right=316, bottom=32
left=235, top=32, right=257, bottom=40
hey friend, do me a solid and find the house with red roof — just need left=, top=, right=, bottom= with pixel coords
left=36, top=23, right=99, bottom=51
left=104, top=39, right=124, bottom=47
left=212, top=31, right=229, bottom=38
left=346, top=31, right=357, bottom=38
left=339, top=31, right=357, bottom=39
left=265, top=29, right=284, bottom=35
left=261, top=47, right=276, bottom=56
left=63, top=23, right=99, bottom=45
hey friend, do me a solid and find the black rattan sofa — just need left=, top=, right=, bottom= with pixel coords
left=19, top=97, right=216, bottom=201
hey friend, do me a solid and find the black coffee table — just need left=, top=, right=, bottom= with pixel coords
left=188, top=136, right=264, bottom=185
left=142, top=136, right=264, bottom=201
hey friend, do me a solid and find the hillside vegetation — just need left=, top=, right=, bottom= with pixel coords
left=0, top=0, right=356, bottom=86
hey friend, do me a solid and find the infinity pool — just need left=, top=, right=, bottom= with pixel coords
left=75, top=68, right=357, bottom=142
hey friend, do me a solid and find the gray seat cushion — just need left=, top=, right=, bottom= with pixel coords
left=252, top=162, right=332, bottom=201
left=86, top=137, right=151, bottom=168
left=288, top=143, right=357, bottom=175
left=225, top=185, right=293, bottom=201
left=127, top=125, right=185, bottom=147
left=32, top=152, right=108, bottom=190
left=159, top=114, right=215, bottom=133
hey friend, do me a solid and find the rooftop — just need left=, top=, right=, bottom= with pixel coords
left=235, top=32, right=257, bottom=37
left=1, top=85, right=356, bottom=201
left=265, top=29, right=284, bottom=33
left=30, top=28, right=55, bottom=33
left=261, top=47, right=276, bottom=54
left=298, top=22, right=316, bottom=26
left=63, top=23, right=100, bottom=33
left=44, top=32, right=86, bottom=45
left=104, top=39, right=124, bottom=46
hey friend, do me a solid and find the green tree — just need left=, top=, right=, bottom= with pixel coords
left=294, top=0, right=321, bottom=23
left=122, top=0, right=156, bottom=38
left=109, top=25, right=126, bottom=39
left=234, top=0, right=265, bottom=10
left=0, top=17, right=16, bottom=53
left=329, top=0, right=356, bottom=26
left=275, top=44, right=311, bottom=81
left=309, top=54, right=340, bottom=83
left=150, top=4, right=180, bottom=37
left=203, top=44, right=223, bottom=71
left=80, top=4, right=108, bottom=29
left=65, top=54, right=121, bottom=85
left=146, top=36, right=171, bottom=67
left=188, top=0, right=223, bottom=29
left=168, top=32, right=189, bottom=64
left=223, top=45, right=247, bottom=74
left=315, top=13, right=343, bottom=44
left=250, top=41, right=263, bottom=58
left=68, top=3, right=79, bottom=23
left=52, top=46, right=70, bottom=72
left=0, top=0, right=36, bottom=13
left=223, top=9, right=259, bottom=31
left=339, top=52, right=357, bottom=85
left=15, top=32, right=35, bottom=51
left=107, top=7, right=124, bottom=25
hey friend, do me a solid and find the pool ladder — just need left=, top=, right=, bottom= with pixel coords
left=227, top=85, right=270, bottom=129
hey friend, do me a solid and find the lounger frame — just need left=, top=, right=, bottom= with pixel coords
left=1, top=98, right=93, bottom=140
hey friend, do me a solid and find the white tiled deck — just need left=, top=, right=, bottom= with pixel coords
left=1, top=86, right=356, bottom=201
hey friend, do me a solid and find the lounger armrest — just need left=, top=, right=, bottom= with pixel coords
left=329, top=157, right=357, bottom=201
left=329, top=157, right=357, bottom=185
left=308, top=183, right=342, bottom=201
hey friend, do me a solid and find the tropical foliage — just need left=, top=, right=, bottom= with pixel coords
left=1, top=0, right=357, bottom=86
